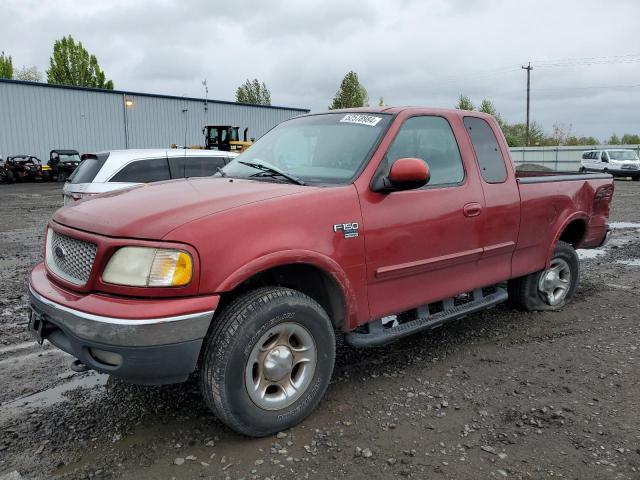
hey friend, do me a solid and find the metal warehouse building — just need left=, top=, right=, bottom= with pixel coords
left=0, top=79, right=309, bottom=161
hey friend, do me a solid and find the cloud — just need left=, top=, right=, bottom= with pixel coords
left=1, top=0, right=639, bottom=139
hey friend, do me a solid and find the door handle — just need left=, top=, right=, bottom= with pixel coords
left=463, top=202, right=482, bottom=217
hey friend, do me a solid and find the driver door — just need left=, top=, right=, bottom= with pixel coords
left=358, top=115, right=486, bottom=320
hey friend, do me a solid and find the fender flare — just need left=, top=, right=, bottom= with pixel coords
left=216, top=249, right=358, bottom=324
left=545, top=211, right=588, bottom=267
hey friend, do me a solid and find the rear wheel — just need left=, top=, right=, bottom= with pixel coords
left=199, top=287, right=335, bottom=437
left=508, top=241, right=579, bottom=311
left=58, top=172, right=67, bottom=183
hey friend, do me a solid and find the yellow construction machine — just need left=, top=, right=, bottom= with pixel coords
left=203, top=125, right=252, bottom=153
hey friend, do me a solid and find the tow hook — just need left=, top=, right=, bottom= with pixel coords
left=70, top=359, right=89, bottom=373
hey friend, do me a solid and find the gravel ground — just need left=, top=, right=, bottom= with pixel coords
left=1, top=181, right=639, bottom=480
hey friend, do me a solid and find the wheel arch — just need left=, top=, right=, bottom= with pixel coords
left=546, top=213, right=588, bottom=267
left=215, top=250, right=356, bottom=330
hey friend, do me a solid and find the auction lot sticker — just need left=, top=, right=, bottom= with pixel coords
left=340, top=114, right=382, bottom=126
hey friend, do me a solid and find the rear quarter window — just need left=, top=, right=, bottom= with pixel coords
left=463, top=117, right=507, bottom=183
left=109, top=157, right=171, bottom=183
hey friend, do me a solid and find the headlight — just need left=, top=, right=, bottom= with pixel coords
left=103, top=247, right=193, bottom=287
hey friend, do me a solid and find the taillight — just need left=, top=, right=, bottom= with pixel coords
left=593, top=184, right=614, bottom=216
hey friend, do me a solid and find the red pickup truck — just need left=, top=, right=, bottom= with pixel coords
left=28, top=107, right=613, bottom=437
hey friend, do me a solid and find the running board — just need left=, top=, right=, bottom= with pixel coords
left=345, top=288, right=508, bottom=347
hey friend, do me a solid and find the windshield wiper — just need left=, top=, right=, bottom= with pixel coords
left=238, top=160, right=306, bottom=186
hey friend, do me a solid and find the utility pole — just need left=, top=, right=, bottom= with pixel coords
left=522, top=62, right=533, bottom=146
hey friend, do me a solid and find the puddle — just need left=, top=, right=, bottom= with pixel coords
left=0, top=371, right=109, bottom=423
left=610, top=222, right=640, bottom=229
left=616, top=259, right=640, bottom=266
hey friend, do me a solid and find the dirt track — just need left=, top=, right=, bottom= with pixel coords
left=1, top=181, right=639, bottom=480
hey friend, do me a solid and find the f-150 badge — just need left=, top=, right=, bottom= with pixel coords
left=333, top=222, right=359, bottom=238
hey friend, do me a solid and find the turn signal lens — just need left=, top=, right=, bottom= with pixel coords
left=148, top=250, right=192, bottom=287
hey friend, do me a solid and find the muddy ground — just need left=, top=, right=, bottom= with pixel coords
left=0, top=181, right=639, bottom=480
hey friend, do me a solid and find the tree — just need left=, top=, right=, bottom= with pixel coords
left=478, top=99, right=503, bottom=126
left=329, top=71, right=368, bottom=109
left=14, top=65, right=43, bottom=82
left=0, top=51, right=13, bottom=79
left=235, top=78, right=272, bottom=105
left=502, top=121, right=545, bottom=147
left=455, top=94, right=474, bottom=111
left=47, top=35, right=113, bottom=89
left=621, top=133, right=640, bottom=144
left=547, top=123, right=573, bottom=146
left=607, top=133, right=621, bottom=145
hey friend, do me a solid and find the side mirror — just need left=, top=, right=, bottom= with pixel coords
left=372, top=157, right=430, bottom=193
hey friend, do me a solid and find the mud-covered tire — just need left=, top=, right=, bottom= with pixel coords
left=508, top=241, right=579, bottom=311
left=199, top=287, right=335, bottom=437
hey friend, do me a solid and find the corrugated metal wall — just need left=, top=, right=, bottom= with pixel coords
left=0, top=80, right=309, bottom=161
left=509, top=144, right=640, bottom=171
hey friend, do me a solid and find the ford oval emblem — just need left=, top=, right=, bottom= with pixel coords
left=54, top=246, right=66, bottom=260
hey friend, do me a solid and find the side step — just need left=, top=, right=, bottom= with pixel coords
left=345, top=287, right=508, bottom=347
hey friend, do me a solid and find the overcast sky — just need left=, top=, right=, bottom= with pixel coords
left=1, top=0, right=639, bottom=140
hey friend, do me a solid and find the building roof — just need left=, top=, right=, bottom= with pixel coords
left=0, top=78, right=309, bottom=113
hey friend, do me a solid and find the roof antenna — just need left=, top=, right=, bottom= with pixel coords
left=202, top=79, right=208, bottom=113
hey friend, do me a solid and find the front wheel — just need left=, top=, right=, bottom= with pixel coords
left=199, top=287, right=335, bottom=437
left=508, top=241, right=579, bottom=311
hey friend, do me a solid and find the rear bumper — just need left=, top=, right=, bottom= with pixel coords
left=597, top=228, right=612, bottom=248
left=28, top=268, right=218, bottom=385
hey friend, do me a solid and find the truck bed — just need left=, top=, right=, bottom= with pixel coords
left=512, top=170, right=613, bottom=278
left=515, top=170, right=611, bottom=183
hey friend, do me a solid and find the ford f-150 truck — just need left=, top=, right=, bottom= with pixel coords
left=28, top=107, right=613, bottom=437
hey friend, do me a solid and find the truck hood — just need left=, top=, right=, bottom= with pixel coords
left=53, top=177, right=310, bottom=239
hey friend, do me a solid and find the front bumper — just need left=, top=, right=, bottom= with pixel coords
left=607, top=168, right=640, bottom=177
left=28, top=268, right=217, bottom=385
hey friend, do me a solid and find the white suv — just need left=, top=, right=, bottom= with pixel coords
left=580, top=149, right=640, bottom=180
left=63, top=149, right=237, bottom=204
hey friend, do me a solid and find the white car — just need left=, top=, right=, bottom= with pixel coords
left=63, top=149, right=237, bottom=204
left=580, top=149, right=640, bottom=180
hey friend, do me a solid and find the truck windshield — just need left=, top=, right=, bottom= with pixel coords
left=222, top=113, right=392, bottom=185
left=608, top=150, right=638, bottom=161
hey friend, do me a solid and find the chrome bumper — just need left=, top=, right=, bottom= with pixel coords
left=28, top=286, right=214, bottom=347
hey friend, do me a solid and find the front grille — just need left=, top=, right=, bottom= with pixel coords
left=46, top=229, right=97, bottom=285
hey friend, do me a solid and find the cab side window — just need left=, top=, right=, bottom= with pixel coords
left=110, top=157, right=171, bottom=183
left=170, top=156, right=228, bottom=178
left=464, top=117, right=507, bottom=183
left=384, top=116, right=464, bottom=186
